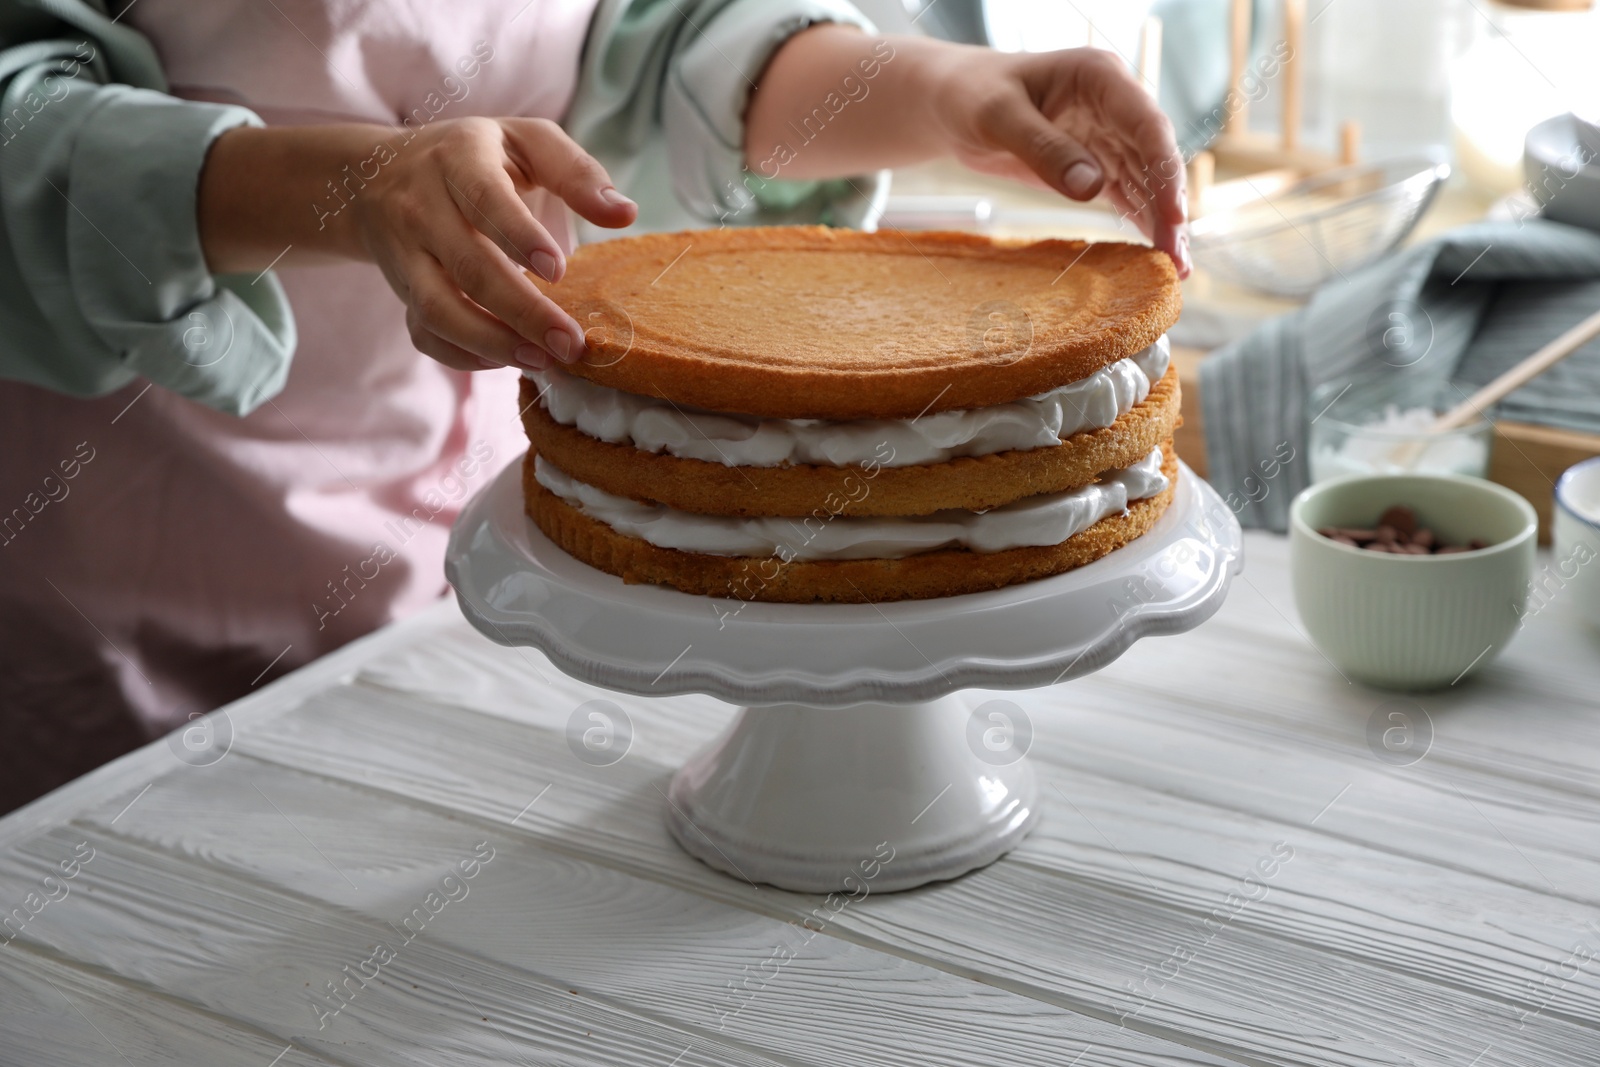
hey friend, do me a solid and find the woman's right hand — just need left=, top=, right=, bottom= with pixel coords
left=350, top=117, right=637, bottom=372
left=199, top=117, right=638, bottom=373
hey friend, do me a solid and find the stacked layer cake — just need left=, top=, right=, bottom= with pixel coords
left=520, top=227, right=1182, bottom=603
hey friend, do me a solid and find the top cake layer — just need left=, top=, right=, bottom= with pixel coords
left=536, top=227, right=1181, bottom=421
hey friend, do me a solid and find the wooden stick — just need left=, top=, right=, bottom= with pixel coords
left=1188, top=150, right=1215, bottom=218
left=1281, top=0, right=1304, bottom=151
left=1434, top=306, right=1600, bottom=431
left=1339, top=120, right=1361, bottom=166
left=1200, top=166, right=1302, bottom=214
left=1225, top=0, right=1251, bottom=134
left=1139, top=16, right=1163, bottom=99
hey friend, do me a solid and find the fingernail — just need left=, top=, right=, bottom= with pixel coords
left=600, top=186, right=635, bottom=208
left=529, top=251, right=560, bottom=282
left=544, top=329, right=575, bottom=363
left=1064, top=161, right=1102, bottom=199
left=513, top=343, right=548, bottom=370
left=1177, top=233, right=1193, bottom=277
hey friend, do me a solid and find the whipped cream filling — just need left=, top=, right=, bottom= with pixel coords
left=526, top=336, right=1169, bottom=469
left=535, top=448, right=1168, bottom=561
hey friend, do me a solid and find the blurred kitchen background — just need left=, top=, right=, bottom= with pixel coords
left=850, top=0, right=1600, bottom=541
left=866, top=0, right=1595, bottom=188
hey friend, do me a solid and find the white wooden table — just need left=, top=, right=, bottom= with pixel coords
left=3, top=531, right=1598, bottom=1067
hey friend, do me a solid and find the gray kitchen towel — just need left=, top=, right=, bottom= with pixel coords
left=1200, top=218, right=1600, bottom=531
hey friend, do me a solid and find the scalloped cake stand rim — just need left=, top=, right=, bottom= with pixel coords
left=446, top=455, right=1243, bottom=708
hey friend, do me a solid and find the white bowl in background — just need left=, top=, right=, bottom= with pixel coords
left=1525, top=113, right=1600, bottom=232
left=1553, top=456, right=1600, bottom=629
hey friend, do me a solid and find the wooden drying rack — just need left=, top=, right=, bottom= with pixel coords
left=1164, top=0, right=1363, bottom=217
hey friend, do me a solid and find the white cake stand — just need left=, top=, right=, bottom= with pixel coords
left=447, top=457, right=1242, bottom=893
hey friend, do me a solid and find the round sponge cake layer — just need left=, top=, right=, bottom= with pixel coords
left=538, top=227, right=1181, bottom=421
left=520, top=367, right=1181, bottom=518
left=523, top=442, right=1180, bottom=604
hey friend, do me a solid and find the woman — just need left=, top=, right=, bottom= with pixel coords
left=0, top=0, right=1188, bottom=810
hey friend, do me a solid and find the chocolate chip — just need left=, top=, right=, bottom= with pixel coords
left=1316, top=508, right=1495, bottom=555
left=1379, top=505, right=1417, bottom=537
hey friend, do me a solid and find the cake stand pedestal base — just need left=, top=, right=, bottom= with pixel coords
left=665, top=695, right=1037, bottom=893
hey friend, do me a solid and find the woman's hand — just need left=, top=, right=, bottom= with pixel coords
left=200, top=118, right=637, bottom=372
left=927, top=46, right=1190, bottom=276
left=746, top=28, right=1190, bottom=276
left=351, top=117, right=636, bottom=371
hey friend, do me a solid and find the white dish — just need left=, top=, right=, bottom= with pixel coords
left=1525, top=113, right=1600, bottom=232
left=1554, top=456, right=1600, bottom=629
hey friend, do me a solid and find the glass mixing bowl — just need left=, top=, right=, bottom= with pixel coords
left=1308, top=375, right=1494, bottom=484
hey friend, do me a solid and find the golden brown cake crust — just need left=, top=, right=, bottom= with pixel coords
left=539, top=227, right=1181, bottom=421
left=523, top=442, right=1180, bottom=603
left=520, top=367, right=1181, bottom=517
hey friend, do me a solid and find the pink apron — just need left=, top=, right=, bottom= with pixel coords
left=0, top=0, right=597, bottom=808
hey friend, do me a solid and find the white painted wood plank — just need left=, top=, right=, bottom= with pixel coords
left=0, top=827, right=797, bottom=1067
left=1016, top=765, right=1600, bottom=1027
left=222, top=680, right=1600, bottom=1067
left=0, top=946, right=334, bottom=1067
left=1, top=796, right=1234, bottom=1067
left=1008, top=651, right=1600, bottom=890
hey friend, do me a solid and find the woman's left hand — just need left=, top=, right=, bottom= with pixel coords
left=927, top=45, right=1190, bottom=276
left=748, top=29, right=1191, bottom=277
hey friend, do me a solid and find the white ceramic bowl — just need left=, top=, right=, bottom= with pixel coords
left=1289, top=473, right=1537, bottom=690
left=1525, top=113, right=1600, bottom=232
left=1553, top=457, right=1600, bottom=629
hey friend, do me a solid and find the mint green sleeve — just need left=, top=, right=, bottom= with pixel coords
left=0, top=2, right=296, bottom=416
left=564, top=0, right=891, bottom=238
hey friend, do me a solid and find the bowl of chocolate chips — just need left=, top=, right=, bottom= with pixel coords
left=1289, top=473, right=1537, bottom=690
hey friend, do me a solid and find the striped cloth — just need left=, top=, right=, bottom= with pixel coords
left=1200, top=219, right=1600, bottom=531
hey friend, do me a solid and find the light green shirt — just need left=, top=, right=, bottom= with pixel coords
left=0, top=0, right=884, bottom=415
